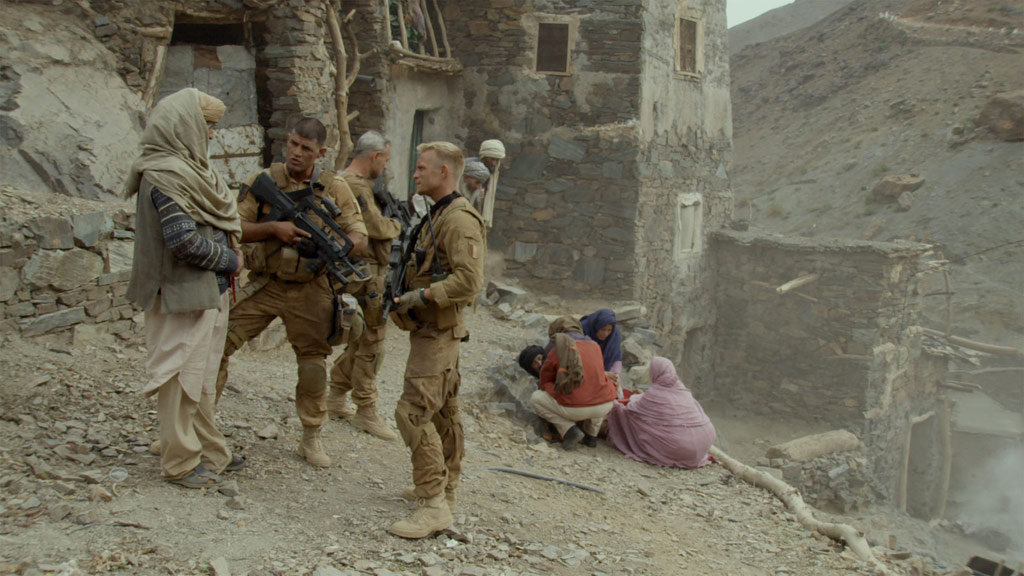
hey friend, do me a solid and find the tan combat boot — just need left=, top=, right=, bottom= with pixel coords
left=351, top=404, right=398, bottom=441
left=401, top=486, right=456, bottom=512
left=326, top=390, right=355, bottom=419
left=297, top=426, right=331, bottom=467
left=388, top=493, right=453, bottom=539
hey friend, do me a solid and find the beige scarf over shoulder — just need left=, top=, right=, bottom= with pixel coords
left=123, top=88, right=241, bottom=243
left=553, top=333, right=585, bottom=395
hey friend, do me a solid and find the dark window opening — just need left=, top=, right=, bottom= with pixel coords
left=408, top=110, right=426, bottom=196
left=250, top=20, right=274, bottom=167
left=536, top=22, right=570, bottom=74
left=171, top=22, right=247, bottom=46
left=678, top=18, right=697, bottom=74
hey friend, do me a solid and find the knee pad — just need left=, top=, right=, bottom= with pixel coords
left=395, top=400, right=435, bottom=452
left=296, top=356, right=327, bottom=395
left=223, top=325, right=250, bottom=358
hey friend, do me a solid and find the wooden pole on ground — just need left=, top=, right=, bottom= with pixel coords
left=709, top=446, right=899, bottom=576
left=919, top=327, right=1023, bottom=358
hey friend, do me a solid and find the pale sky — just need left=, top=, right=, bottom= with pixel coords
left=727, top=0, right=795, bottom=28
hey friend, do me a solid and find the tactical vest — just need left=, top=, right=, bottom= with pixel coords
left=391, top=196, right=484, bottom=332
left=246, top=164, right=338, bottom=284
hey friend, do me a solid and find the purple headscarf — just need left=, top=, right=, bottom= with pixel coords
left=580, top=308, right=622, bottom=372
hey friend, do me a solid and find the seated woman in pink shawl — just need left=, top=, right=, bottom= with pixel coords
left=606, top=356, right=716, bottom=469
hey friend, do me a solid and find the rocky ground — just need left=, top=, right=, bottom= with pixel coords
left=0, top=301, right=968, bottom=576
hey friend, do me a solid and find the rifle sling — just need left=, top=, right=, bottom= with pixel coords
left=404, top=192, right=461, bottom=280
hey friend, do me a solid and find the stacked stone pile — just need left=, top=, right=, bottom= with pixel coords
left=0, top=188, right=138, bottom=339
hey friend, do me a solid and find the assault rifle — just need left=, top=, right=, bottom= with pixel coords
left=380, top=212, right=417, bottom=322
left=375, top=177, right=420, bottom=322
left=248, top=172, right=369, bottom=287
left=372, top=177, right=412, bottom=229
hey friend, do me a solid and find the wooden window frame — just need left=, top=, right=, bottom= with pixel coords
left=534, top=19, right=574, bottom=76
left=674, top=13, right=704, bottom=78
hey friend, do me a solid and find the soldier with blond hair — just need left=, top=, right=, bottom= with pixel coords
left=388, top=141, right=485, bottom=538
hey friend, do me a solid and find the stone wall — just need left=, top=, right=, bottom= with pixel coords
left=448, top=0, right=646, bottom=299
left=633, top=0, right=733, bottom=385
left=711, top=230, right=933, bottom=423
left=711, top=230, right=948, bottom=508
left=0, top=193, right=139, bottom=340
left=344, top=0, right=390, bottom=142
left=77, top=1, right=341, bottom=163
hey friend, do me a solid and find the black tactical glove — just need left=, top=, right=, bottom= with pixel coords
left=295, top=237, right=318, bottom=259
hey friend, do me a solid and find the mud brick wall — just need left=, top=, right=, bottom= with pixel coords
left=0, top=209, right=139, bottom=339
left=710, top=231, right=933, bottom=426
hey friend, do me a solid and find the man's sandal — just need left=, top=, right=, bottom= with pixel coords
left=223, top=454, right=247, bottom=472
left=167, top=464, right=222, bottom=489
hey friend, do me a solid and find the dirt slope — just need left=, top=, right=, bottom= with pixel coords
left=730, top=0, right=1024, bottom=348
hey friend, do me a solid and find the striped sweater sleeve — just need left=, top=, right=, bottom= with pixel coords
left=151, top=188, right=238, bottom=274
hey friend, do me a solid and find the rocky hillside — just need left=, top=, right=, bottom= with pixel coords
left=729, top=0, right=1024, bottom=348
left=729, top=0, right=855, bottom=54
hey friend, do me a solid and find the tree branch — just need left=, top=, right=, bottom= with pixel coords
left=709, top=446, right=899, bottom=576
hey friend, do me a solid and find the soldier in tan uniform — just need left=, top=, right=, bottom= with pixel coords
left=217, top=118, right=368, bottom=468
left=326, top=130, right=401, bottom=441
left=388, top=141, right=485, bottom=539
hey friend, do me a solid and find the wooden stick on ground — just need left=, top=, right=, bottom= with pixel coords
left=708, top=446, right=898, bottom=576
left=484, top=466, right=605, bottom=494
left=919, top=327, right=1023, bottom=357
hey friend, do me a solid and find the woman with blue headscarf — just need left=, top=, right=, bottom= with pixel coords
left=580, top=308, right=622, bottom=375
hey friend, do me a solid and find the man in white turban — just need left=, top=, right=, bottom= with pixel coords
left=476, top=139, right=505, bottom=228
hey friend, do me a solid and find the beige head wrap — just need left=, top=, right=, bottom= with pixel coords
left=548, top=316, right=584, bottom=339
left=123, top=88, right=241, bottom=243
left=197, top=91, right=226, bottom=124
left=479, top=139, right=506, bottom=159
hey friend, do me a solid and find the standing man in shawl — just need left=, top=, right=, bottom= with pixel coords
left=126, top=88, right=244, bottom=488
left=530, top=316, right=617, bottom=450
left=217, top=117, right=368, bottom=468
left=476, top=139, right=505, bottom=229
left=388, top=141, right=485, bottom=539
left=326, top=130, right=401, bottom=441
left=606, top=356, right=716, bottom=469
